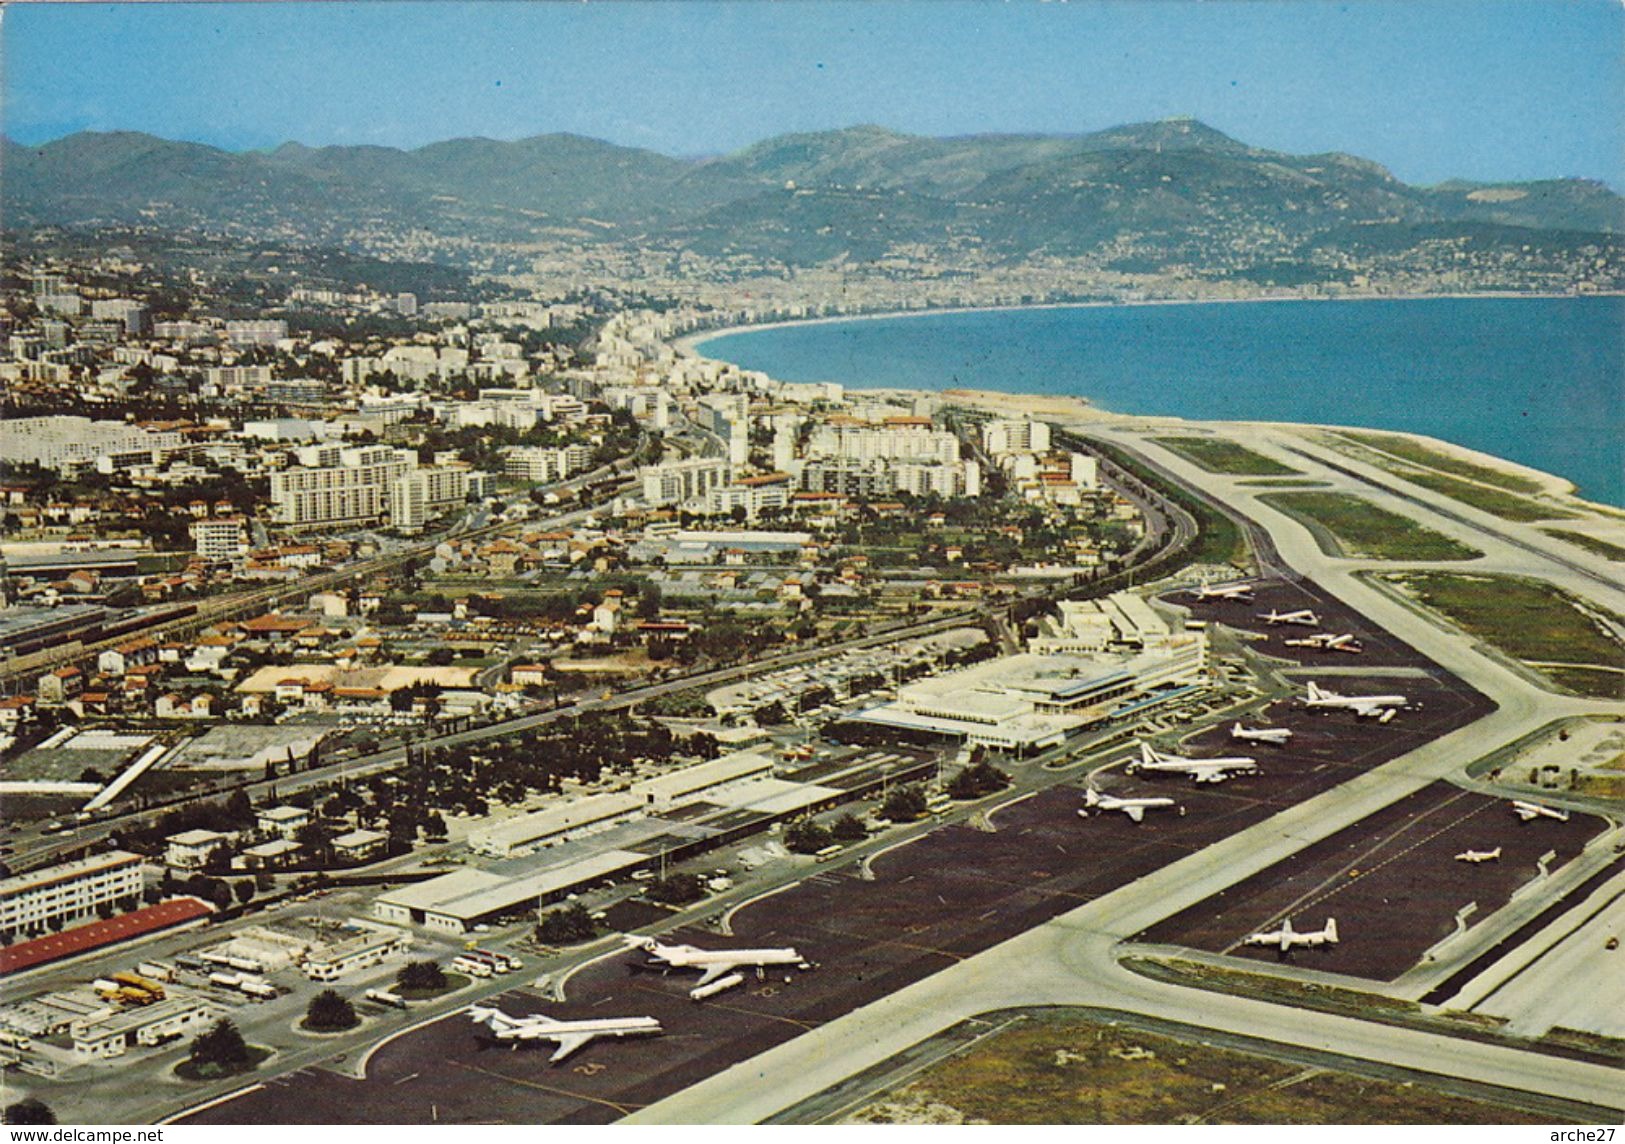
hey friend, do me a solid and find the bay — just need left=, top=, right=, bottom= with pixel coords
left=695, top=296, right=1624, bottom=507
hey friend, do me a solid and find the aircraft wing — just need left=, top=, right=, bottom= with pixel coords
left=548, top=1034, right=592, bottom=1063
left=1123, top=806, right=1145, bottom=823
left=695, top=962, right=738, bottom=988
left=1349, top=702, right=1382, bottom=717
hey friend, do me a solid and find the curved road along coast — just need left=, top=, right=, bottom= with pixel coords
left=626, top=422, right=1624, bottom=1123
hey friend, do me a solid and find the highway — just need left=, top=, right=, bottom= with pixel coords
left=625, top=420, right=1625, bottom=1123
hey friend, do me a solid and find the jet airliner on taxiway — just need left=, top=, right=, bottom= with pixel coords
left=1079, top=787, right=1182, bottom=822
left=468, top=1005, right=663, bottom=1063
left=627, top=936, right=810, bottom=986
left=1455, top=847, right=1503, bottom=863
left=1284, top=632, right=1362, bottom=653
left=1125, top=742, right=1258, bottom=784
left=1260, top=608, right=1320, bottom=626
left=1510, top=800, right=1571, bottom=823
left=1303, top=681, right=1407, bottom=719
left=1231, top=723, right=1293, bottom=745
left=1188, top=580, right=1257, bottom=602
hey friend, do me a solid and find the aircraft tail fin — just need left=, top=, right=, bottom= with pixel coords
left=1324, top=918, right=1338, bottom=944
left=1084, top=788, right=1100, bottom=809
left=1306, top=682, right=1325, bottom=701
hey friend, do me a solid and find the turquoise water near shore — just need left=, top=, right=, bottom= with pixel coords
left=696, top=296, right=1624, bottom=506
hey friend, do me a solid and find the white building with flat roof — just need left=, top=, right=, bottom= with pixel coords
left=0, top=851, right=144, bottom=937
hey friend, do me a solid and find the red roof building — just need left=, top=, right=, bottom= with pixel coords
left=0, top=897, right=214, bottom=976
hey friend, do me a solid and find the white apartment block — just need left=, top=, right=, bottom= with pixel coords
left=0, top=416, right=184, bottom=474
left=224, top=320, right=288, bottom=346
left=0, top=851, right=145, bottom=937
left=192, top=517, right=249, bottom=563
left=642, top=458, right=731, bottom=507
left=690, top=483, right=791, bottom=519
left=504, top=445, right=592, bottom=483
left=807, top=424, right=961, bottom=465
left=391, top=465, right=490, bottom=532
left=981, top=418, right=1052, bottom=457
left=269, top=444, right=415, bottom=528
left=204, top=364, right=274, bottom=390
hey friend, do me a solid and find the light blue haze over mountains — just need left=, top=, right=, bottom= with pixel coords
left=697, top=297, right=1625, bottom=507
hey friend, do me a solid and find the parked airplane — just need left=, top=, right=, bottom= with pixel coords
left=1231, top=723, right=1293, bottom=745
left=1189, top=580, right=1256, bottom=602
left=1283, top=632, right=1362, bottom=653
left=1455, top=847, right=1503, bottom=863
left=1303, top=681, right=1406, bottom=719
left=1079, top=787, right=1182, bottom=822
left=1510, top=800, right=1571, bottom=823
left=1259, top=608, right=1320, bottom=627
left=467, top=1005, right=662, bottom=1063
left=1125, top=742, right=1258, bottom=784
left=1244, top=917, right=1338, bottom=952
left=625, top=936, right=810, bottom=986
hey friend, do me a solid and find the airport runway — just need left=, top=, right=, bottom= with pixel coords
left=624, top=423, right=1623, bottom=1123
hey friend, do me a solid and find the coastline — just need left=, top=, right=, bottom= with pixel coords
left=671, top=293, right=1618, bottom=509
left=674, top=289, right=1617, bottom=357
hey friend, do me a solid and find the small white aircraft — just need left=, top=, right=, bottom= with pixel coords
left=625, top=936, right=810, bottom=987
left=468, top=1005, right=662, bottom=1063
left=1284, top=632, right=1362, bottom=653
left=1455, top=847, right=1502, bottom=863
left=1189, top=580, right=1256, bottom=602
left=1510, top=800, right=1571, bottom=823
left=1244, top=917, right=1338, bottom=952
left=1303, top=681, right=1406, bottom=719
left=1079, top=787, right=1182, bottom=823
left=1231, top=723, right=1293, bottom=745
left=1259, top=608, right=1320, bottom=627
left=1125, top=742, right=1258, bottom=784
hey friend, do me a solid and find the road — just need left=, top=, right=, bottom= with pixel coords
left=625, top=420, right=1625, bottom=1123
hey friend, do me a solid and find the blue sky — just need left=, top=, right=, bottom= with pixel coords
left=3, top=0, right=1620, bottom=188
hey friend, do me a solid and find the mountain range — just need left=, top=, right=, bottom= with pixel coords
left=5, top=119, right=1620, bottom=272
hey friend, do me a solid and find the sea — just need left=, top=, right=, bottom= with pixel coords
left=694, top=296, right=1624, bottom=507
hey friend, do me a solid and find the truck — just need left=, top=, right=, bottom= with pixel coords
left=111, top=972, right=167, bottom=1002
left=451, top=956, right=492, bottom=978
left=471, top=948, right=521, bottom=972
left=135, top=961, right=176, bottom=983
left=238, top=979, right=277, bottom=1000
left=208, top=972, right=243, bottom=989
left=365, top=989, right=408, bottom=1009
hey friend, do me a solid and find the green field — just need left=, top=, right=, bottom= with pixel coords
left=847, top=1013, right=1557, bottom=1125
left=1337, top=431, right=1545, bottom=494
left=1261, top=492, right=1482, bottom=561
left=1543, top=529, right=1625, bottom=563
left=1154, top=437, right=1299, bottom=476
left=1397, top=469, right=1577, bottom=522
left=1390, top=572, right=1625, bottom=698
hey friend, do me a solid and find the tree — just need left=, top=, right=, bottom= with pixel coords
left=882, top=785, right=928, bottom=823
left=188, top=1018, right=252, bottom=1075
left=537, top=903, right=597, bottom=944
left=947, top=761, right=1011, bottom=800
left=755, top=700, right=789, bottom=726
left=645, top=872, right=707, bottom=905
left=396, top=960, right=447, bottom=993
left=3, top=1099, right=55, bottom=1125
left=784, top=818, right=834, bottom=854
left=304, top=989, right=358, bottom=1032
left=234, top=880, right=256, bottom=905
left=831, top=813, right=868, bottom=842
